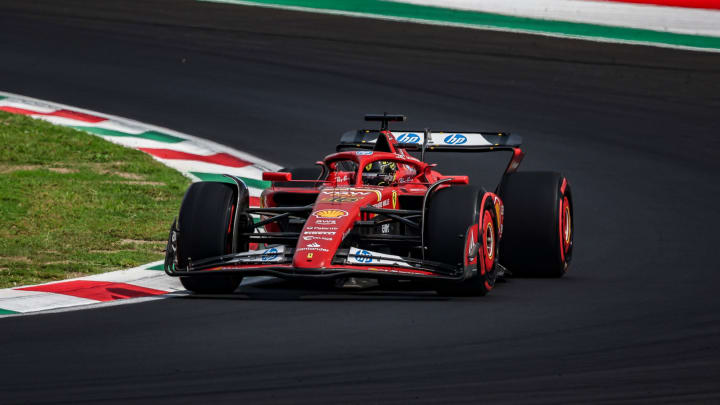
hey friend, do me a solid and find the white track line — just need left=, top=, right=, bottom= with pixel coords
left=393, top=0, right=720, bottom=37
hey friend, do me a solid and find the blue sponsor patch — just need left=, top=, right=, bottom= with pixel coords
left=443, top=133, right=467, bottom=145
left=356, top=249, right=373, bottom=263
left=397, top=133, right=421, bottom=144
left=261, top=247, right=279, bottom=262
left=355, top=151, right=373, bottom=155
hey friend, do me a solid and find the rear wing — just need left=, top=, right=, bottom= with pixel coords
left=338, top=130, right=522, bottom=152
left=338, top=129, right=525, bottom=174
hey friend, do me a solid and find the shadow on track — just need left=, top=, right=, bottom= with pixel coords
left=178, top=278, right=450, bottom=301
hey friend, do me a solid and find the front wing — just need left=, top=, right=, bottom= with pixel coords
left=164, top=247, right=465, bottom=281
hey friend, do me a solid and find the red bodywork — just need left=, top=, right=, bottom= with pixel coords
left=214, top=131, right=507, bottom=279
left=170, top=129, right=522, bottom=281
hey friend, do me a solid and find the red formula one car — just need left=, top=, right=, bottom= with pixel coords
left=164, top=114, right=573, bottom=296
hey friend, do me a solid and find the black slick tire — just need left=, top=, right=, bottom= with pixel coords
left=425, top=185, right=498, bottom=296
left=498, top=171, right=573, bottom=277
left=177, top=181, right=244, bottom=293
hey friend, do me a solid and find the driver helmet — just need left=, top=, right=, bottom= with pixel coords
left=362, top=160, right=397, bottom=186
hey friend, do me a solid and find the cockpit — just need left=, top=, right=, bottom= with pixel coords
left=361, top=160, right=398, bottom=186
left=325, top=155, right=418, bottom=187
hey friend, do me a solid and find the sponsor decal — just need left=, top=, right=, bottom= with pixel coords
left=443, top=133, right=467, bottom=145
left=372, top=192, right=397, bottom=209
left=355, top=151, right=372, bottom=155
left=335, top=174, right=350, bottom=183
left=355, top=250, right=373, bottom=263
left=306, top=226, right=337, bottom=231
left=307, top=242, right=321, bottom=248
left=313, top=209, right=349, bottom=219
left=261, top=247, right=279, bottom=262
left=381, top=223, right=390, bottom=234
left=297, top=247, right=330, bottom=252
left=347, top=247, right=413, bottom=268
left=320, top=189, right=371, bottom=196
left=316, top=219, right=337, bottom=225
left=305, top=231, right=336, bottom=235
left=235, top=246, right=286, bottom=263
left=372, top=189, right=382, bottom=202
left=324, top=188, right=381, bottom=202
left=319, top=196, right=360, bottom=203
left=306, top=253, right=313, bottom=259
left=303, top=235, right=333, bottom=241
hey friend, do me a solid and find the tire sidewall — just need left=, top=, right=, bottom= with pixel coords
left=498, top=171, right=573, bottom=277
left=177, top=181, right=246, bottom=293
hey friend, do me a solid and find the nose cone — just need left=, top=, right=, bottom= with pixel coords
left=293, top=208, right=354, bottom=269
left=293, top=187, right=387, bottom=269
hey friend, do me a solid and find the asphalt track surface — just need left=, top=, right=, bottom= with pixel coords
left=1, top=1, right=720, bottom=403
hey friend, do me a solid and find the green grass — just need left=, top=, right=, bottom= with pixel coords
left=0, top=111, right=190, bottom=288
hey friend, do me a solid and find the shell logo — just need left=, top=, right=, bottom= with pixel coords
left=313, top=209, right=349, bottom=219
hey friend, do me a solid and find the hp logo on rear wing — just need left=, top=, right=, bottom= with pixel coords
left=443, top=134, right=468, bottom=145
left=396, top=133, right=421, bottom=144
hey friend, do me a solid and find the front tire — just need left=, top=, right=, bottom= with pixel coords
left=177, top=182, right=244, bottom=293
left=498, top=171, right=573, bottom=277
left=425, top=186, right=498, bottom=296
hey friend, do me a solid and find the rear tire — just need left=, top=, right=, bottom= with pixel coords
left=498, top=171, right=573, bottom=277
left=177, top=182, right=244, bottom=293
left=425, top=186, right=498, bottom=296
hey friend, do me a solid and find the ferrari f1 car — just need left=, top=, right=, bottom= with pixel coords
left=164, top=114, right=573, bottom=296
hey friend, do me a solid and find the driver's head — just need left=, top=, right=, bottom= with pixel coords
left=362, top=160, right=397, bottom=185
